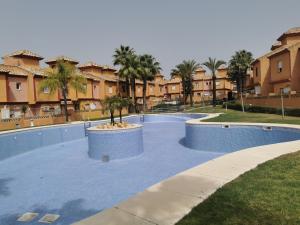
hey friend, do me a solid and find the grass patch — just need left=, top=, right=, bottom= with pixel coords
left=177, top=151, right=300, bottom=225
left=186, top=106, right=300, bottom=125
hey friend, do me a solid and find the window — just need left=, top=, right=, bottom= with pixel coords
left=108, top=86, right=113, bottom=94
left=137, top=87, right=141, bottom=93
left=216, top=81, right=220, bottom=86
left=43, top=87, right=49, bottom=94
left=277, top=61, right=283, bottom=73
left=255, top=67, right=258, bottom=77
left=254, top=85, right=261, bottom=95
left=281, top=87, right=290, bottom=94
left=171, top=85, right=176, bottom=91
left=16, top=82, right=21, bottom=90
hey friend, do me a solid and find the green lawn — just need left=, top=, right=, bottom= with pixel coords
left=176, top=151, right=300, bottom=225
left=186, top=106, right=300, bottom=125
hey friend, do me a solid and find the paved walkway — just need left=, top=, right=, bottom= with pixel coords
left=73, top=114, right=300, bottom=225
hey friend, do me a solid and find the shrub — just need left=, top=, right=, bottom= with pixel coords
left=223, top=102, right=300, bottom=117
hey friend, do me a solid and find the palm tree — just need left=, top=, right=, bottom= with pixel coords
left=115, top=97, right=131, bottom=123
left=172, top=60, right=199, bottom=106
left=40, top=60, right=87, bottom=122
left=203, top=58, right=226, bottom=107
left=113, top=45, right=140, bottom=113
left=228, top=50, right=253, bottom=94
left=139, top=54, right=161, bottom=112
left=113, top=45, right=134, bottom=97
left=102, top=96, right=119, bottom=125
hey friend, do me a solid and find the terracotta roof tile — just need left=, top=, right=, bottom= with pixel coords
left=195, top=66, right=206, bottom=72
left=78, top=61, right=103, bottom=69
left=278, top=27, right=300, bottom=41
left=101, top=65, right=117, bottom=71
left=45, top=56, right=79, bottom=64
left=0, top=64, right=30, bottom=76
left=2, top=50, right=43, bottom=60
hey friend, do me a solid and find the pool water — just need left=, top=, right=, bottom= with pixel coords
left=0, top=114, right=300, bottom=225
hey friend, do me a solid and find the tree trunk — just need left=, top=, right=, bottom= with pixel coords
left=142, top=79, right=147, bottom=112
left=62, top=87, right=69, bottom=122
left=119, top=108, right=122, bottom=123
left=182, top=79, right=186, bottom=105
left=189, top=79, right=193, bottom=107
left=130, top=78, right=137, bottom=113
left=110, top=110, right=114, bottom=125
left=212, top=73, right=216, bottom=107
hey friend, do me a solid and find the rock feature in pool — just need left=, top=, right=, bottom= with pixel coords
left=87, top=123, right=143, bottom=162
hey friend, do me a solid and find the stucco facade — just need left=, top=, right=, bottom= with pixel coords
left=248, top=27, right=300, bottom=99
left=0, top=51, right=167, bottom=118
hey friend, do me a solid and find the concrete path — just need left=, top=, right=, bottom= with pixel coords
left=73, top=114, right=300, bottom=225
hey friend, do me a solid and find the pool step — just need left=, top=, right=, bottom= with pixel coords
left=17, top=212, right=60, bottom=223
left=17, top=212, right=39, bottom=222
left=39, top=214, right=60, bottom=223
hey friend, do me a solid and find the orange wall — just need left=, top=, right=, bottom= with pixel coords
left=3, top=56, right=40, bottom=69
left=7, top=76, right=28, bottom=102
left=0, top=73, right=7, bottom=102
left=270, top=51, right=291, bottom=83
left=34, top=77, right=59, bottom=102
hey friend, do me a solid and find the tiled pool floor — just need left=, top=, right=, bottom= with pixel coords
left=0, top=121, right=224, bottom=225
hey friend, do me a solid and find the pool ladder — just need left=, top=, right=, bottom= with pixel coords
left=84, top=122, right=91, bottom=136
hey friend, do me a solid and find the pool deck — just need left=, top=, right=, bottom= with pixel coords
left=73, top=113, right=300, bottom=225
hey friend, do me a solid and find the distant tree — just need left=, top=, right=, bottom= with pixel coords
left=203, top=58, right=226, bottom=107
left=40, top=60, right=87, bottom=122
left=102, top=96, right=119, bottom=125
left=21, top=105, right=28, bottom=118
left=113, top=45, right=141, bottom=113
left=228, top=50, right=254, bottom=94
left=139, top=54, right=161, bottom=112
left=113, top=45, right=134, bottom=97
left=172, top=60, right=200, bottom=106
left=115, top=97, right=131, bottom=123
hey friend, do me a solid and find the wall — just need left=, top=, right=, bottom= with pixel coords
left=241, top=95, right=300, bottom=108
left=269, top=51, right=291, bottom=84
left=7, top=76, right=28, bottom=102
left=0, top=115, right=65, bottom=131
left=34, top=77, right=59, bottom=102
left=0, top=73, right=7, bottom=102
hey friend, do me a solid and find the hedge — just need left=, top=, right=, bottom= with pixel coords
left=223, top=102, right=300, bottom=117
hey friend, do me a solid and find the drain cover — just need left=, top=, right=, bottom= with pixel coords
left=38, top=214, right=60, bottom=223
left=17, top=212, right=39, bottom=222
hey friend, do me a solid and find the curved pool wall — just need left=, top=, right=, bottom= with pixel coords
left=88, top=126, right=143, bottom=161
left=123, top=114, right=203, bottom=124
left=185, top=124, right=300, bottom=153
left=0, top=113, right=204, bottom=161
left=0, top=124, right=85, bottom=161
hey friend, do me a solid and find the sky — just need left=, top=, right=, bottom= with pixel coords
left=0, top=0, right=300, bottom=78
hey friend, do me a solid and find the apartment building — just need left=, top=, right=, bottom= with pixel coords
left=164, top=66, right=234, bottom=103
left=0, top=50, right=167, bottom=118
left=0, top=50, right=61, bottom=118
left=249, top=27, right=300, bottom=96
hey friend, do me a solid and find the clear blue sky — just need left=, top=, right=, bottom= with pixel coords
left=1, top=0, right=300, bottom=77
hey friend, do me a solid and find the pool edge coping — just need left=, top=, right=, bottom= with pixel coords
left=72, top=113, right=300, bottom=225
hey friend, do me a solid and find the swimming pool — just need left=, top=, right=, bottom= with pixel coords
left=1, top=113, right=300, bottom=225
